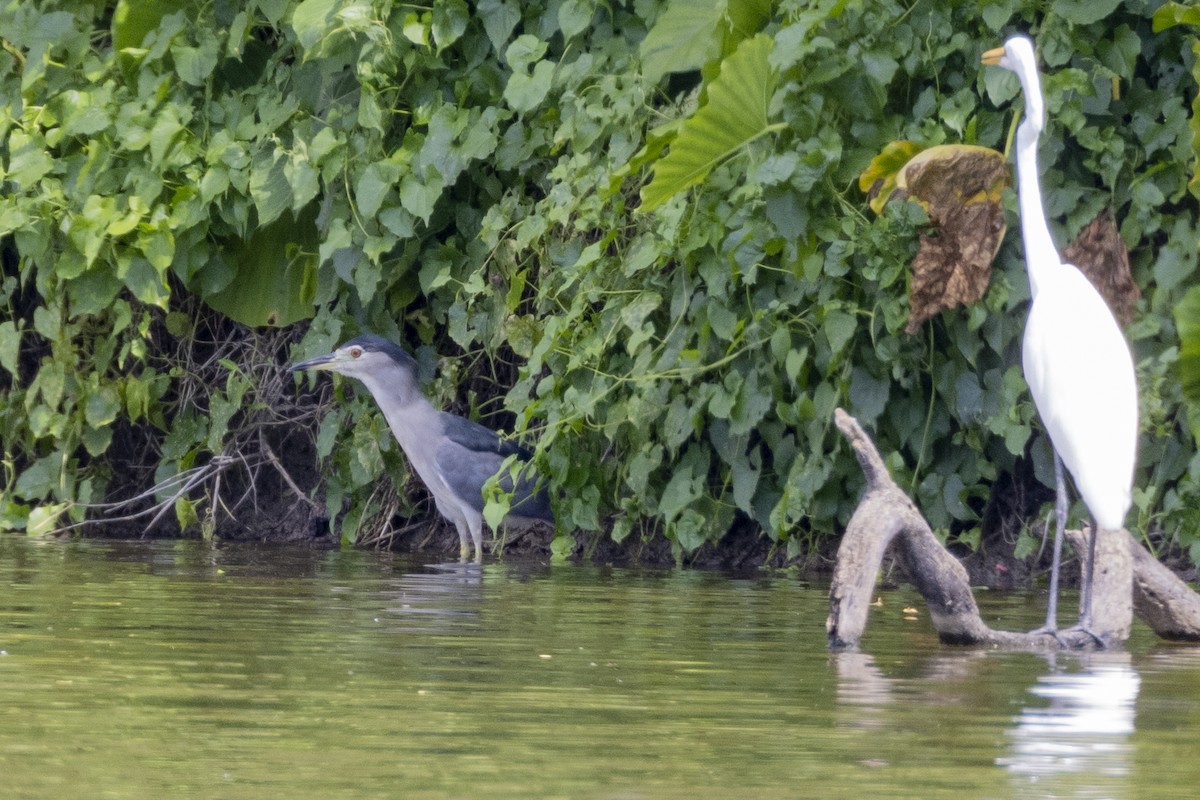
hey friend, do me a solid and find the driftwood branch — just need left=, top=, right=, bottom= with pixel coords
left=827, top=408, right=1200, bottom=650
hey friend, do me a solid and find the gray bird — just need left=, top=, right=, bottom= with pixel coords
left=289, top=334, right=554, bottom=561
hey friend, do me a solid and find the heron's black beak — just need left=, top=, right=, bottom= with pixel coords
left=288, top=352, right=341, bottom=373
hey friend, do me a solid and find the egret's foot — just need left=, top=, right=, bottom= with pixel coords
left=1064, top=623, right=1106, bottom=649
left=459, top=543, right=471, bottom=562
left=1029, top=624, right=1070, bottom=647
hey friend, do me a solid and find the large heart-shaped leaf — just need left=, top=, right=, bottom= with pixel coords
left=639, top=33, right=781, bottom=212
left=202, top=204, right=319, bottom=328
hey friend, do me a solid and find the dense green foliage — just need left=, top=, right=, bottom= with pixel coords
left=1, top=0, right=1198, bottom=563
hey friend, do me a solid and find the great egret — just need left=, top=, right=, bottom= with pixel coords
left=982, top=36, right=1138, bottom=640
left=290, top=335, right=554, bottom=561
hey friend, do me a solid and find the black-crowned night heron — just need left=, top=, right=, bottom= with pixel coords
left=289, top=334, right=554, bottom=561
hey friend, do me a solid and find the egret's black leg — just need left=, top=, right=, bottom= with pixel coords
left=1078, top=516, right=1098, bottom=631
left=1057, top=518, right=1106, bottom=648
left=1032, top=452, right=1068, bottom=639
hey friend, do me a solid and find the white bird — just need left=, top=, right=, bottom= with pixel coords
left=982, top=36, right=1138, bottom=641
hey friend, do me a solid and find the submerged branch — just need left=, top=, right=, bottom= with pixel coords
left=827, top=408, right=1200, bottom=651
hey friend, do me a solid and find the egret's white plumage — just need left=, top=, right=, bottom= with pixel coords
left=983, top=36, right=1138, bottom=636
left=1022, top=265, right=1137, bottom=531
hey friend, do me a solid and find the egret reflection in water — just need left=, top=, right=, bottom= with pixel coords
left=999, top=653, right=1139, bottom=793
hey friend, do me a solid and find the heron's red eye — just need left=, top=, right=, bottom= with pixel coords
left=350, top=347, right=363, bottom=359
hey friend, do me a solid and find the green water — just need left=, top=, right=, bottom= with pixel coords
left=2, top=538, right=1199, bottom=799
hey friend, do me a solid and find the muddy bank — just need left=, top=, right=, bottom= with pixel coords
left=75, top=415, right=1196, bottom=589
left=82, top=489, right=1197, bottom=591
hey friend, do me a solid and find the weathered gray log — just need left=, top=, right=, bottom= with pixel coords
left=827, top=408, right=1200, bottom=650
left=1068, top=528, right=1200, bottom=642
left=1062, top=524, right=1132, bottom=645
left=827, top=408, right=994, bottom=648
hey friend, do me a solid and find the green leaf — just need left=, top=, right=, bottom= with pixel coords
left=85, top=385, right=122, bottom=428
left=503, top=34, right=547, bottom=71
left=504, top=59, right=555, bottom=113
left=137, top=226, right=175, bottom=272
left=980, top=0, right=1014, bottom=31
left=640, top=34, right=781, bottom=212
left=402, top=12, right=429, bottom=47
left=663, top=395, right=696, bottom=450
left=726, top=0, right=773, bottom=39
left=161, top=412, right=205, bottom=462
left=1175, top=285, right=1200, bottom=407
left=672, top=508, right=709, bottom=552
left=286, top=157, right=320, bottom=212
left=356, top=160, right=403, bottom=219
left=659, top=463, right=701, bottom=522
left=482, top=471, right=513, bottom=532
left=59, top=89, right=113, bottom=136
left=291, top=0, right=339, bottom=53
left=148, top=106, right=185, bottom=167
left=124, top=375, right=151, bottom=423
left=250, top=148, right=293, bottom=227
left=5, top=130, right=54, bottom=189
left=610, top=516, right=633, bottom=544
left=112, top=0, right=196, bottom=75
left=400, top=174, right=444, bottom=222
left=731, top=449, right=760, bottom=512
left=822, top=309, right=857, bottom=356
left=351, top=419, right=385, bottom=486
left=27, top=503, right=70, bottom=537
left=316, top=408, right=346, bottom=459
left=431, top=0, right=469, bottom=51
left=639, top=0, right=723, bottom=84
left=549, top=532, right=575, bottom=561
left=1052, top=0, right=1122, bottom=26
left=207, top=391, right=238, bottom=452
left=849, top=367, right=889, bottom=424
left=113, top=0, right=188, bottom=49
left=33, top=305, right=62, bottom=343
left=626, top=443, right=664, bottom=495
left=203, top=205, right=319, bottom=327
left=608, top=119, right=685, bottom=196
left=67, top=270, right=124, bottom=318
left=620, top=290, right=661, bottom=350
left=1098, top=25, right=1140, bottom=77
left=14, top=452, right=63, bottom=501
left=121, top=257, right=170, bottom=308
left=82, top=426, right=114, bottom=457
left=1153, top=3, right=1200, bottom=31
left=0, top=321, right=20, bottom=378
left=175, top=496, right=200, bottom=531
left=558, top=0, right=594, bottom=39
left=478, top=0, right=520, bottom=51
left=172, top=36, right=219, bottom=85
left=729, top=369, right=771, bottom=435
left=858, top=140, right=923, bottom=214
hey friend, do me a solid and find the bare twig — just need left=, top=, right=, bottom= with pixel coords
left=260, top=437, right=321, bottom=512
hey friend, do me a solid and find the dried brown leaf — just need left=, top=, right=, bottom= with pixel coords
left=900, top=145, right=1009, bottom=334
left=1062, top=208, right=1140, bottom=326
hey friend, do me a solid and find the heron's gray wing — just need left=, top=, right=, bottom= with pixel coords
left=439, top=412, right=532, bottom=460
left=436, top=413, right=554, bottom=523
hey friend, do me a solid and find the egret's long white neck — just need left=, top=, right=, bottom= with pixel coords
left=1012, top=59, right=1058, bottom=298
